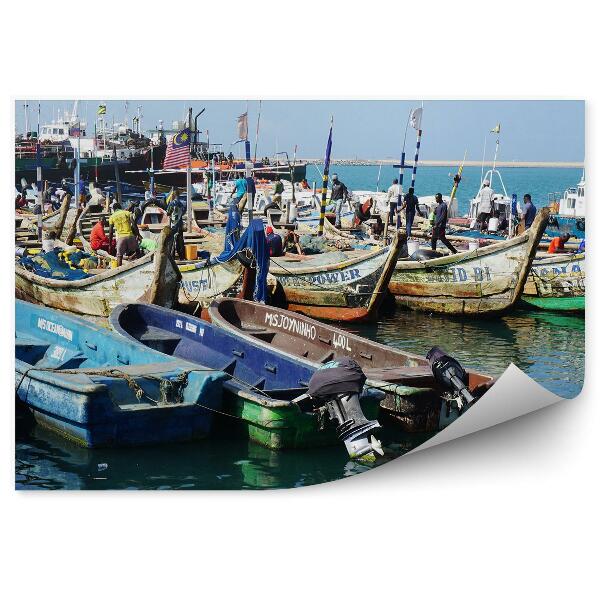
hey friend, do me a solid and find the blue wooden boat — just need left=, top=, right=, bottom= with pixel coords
left=15, top=300, right=227, bottom=447
left=109, top=303, right=383, bottom=452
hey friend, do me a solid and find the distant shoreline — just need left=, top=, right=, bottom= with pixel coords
left=301, top=159, right=584, bottom=168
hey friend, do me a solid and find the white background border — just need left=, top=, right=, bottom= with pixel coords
left=1, top=1, right=597, bottom=598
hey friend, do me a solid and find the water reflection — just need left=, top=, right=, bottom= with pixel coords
left=15, top=420, right=429, bottom=490
left=342, top=306, right=584, bottom=399
left=15, top=301, right=583, bottom=489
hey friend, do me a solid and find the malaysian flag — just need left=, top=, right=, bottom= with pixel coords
left=69, top=122, right=81, bottom=137
left=163, top=128, right=191, bottom=169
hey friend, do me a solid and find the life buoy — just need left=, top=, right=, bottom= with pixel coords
left=576, top=218, right=585, bottom=232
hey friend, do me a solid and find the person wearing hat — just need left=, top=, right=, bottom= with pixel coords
left=477, top=179, right=495, bottom=230
left=265, top=225, right=284, bottom=257
left=431, top=193, right=458, bottom=254
left=330, top=173, right=350, bottom=228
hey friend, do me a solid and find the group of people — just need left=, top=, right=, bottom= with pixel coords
left=90, top=203, right=144, bottom=267
left=265, top=225, right=303, bottom=257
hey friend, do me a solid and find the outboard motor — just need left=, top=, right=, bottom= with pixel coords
left=303, top=358, right=383, bottom=460
left=426, top=346, right=475, bottom=410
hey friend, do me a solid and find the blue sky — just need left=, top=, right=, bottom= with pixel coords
left=15, top=100, right=584, bottom=162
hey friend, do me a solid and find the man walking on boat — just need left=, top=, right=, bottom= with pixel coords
left=431, top=193, right=458, bottom=254
left=331, top=173, right=350, bottom=228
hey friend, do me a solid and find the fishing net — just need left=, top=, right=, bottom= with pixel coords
left=19, top=248, right=97, bottom=280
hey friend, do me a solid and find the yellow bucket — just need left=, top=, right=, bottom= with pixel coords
left=185, top=244, right=198, bottom=261
left=110, top=259, right=118, bottom=269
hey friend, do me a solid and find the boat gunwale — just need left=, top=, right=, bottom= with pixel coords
left=109, top=303, right=309, bottom=410
left=15, top=251, right=155, bottom=289
left=269, top=243, right=391, bottom=276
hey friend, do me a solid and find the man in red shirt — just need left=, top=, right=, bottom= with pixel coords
left=90, top=216, right=116, bottom=254
left=547, top=233, right=570, bottom=254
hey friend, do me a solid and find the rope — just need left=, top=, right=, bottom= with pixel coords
left=16, top=362, right=276, bottom=402
left=15, top=366, right=213, bottom=406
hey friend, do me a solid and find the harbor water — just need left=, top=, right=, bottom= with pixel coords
left=15, top=166, right=585, bottom=490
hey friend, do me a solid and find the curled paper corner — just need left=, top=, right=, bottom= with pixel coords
left=408, top=363, right=564, bottom=455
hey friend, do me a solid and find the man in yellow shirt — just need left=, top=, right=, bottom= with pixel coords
left=108, top=203, right=141, bottom=266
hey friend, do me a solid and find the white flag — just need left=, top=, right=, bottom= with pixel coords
left=409, top=107, right=423, bottom=130
left=237, top=112, right=248, bottom=140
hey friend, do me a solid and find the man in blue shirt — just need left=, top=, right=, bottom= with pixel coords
left=230, top=173, right=247, bottom=208
left=521, top=194, right=537, bottom=229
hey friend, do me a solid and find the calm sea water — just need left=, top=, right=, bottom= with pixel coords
left=15, top=166, right=585, bottom=490
left=305, top=164, right=583, bottom=217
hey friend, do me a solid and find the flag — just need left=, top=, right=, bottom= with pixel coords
left=97, top=104, right=106, bottom=115
left=237, top=112, right=248, bottom=140
left=69, top=122, right=81, bottom=137
left=410, top=107, right=423, bottom=130
left=491, top=123, right=501, bottom=134
left=323, top=124, right=333, bottom=172
left=163, top=128, right=191, bottom=169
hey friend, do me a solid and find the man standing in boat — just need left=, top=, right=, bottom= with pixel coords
left=521, top=194, right=537, bottom=230
left=230, top=172, right=247, bottom=210
left=331, top=173, right=350, bottom=228
left=399, top=186, right=419, bottom=238
left=431, top=193, right=458, bottom=254
left=386, top=178, right=400, bottom=225
left=108, top=203, right=142, bottom=266
left=166, top=191, right=186, bottom=260
left=477, top=179, right=495, bottom=230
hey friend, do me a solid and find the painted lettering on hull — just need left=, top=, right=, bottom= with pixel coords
left=264, top=312, right=317, bottom=340
left=424, top=266, right=493, bottom=284
left=278, top=267, right=362, bottom=288
left=36, top=317, right=73, bottom=342
left=332, top=332, right=352, bottom=352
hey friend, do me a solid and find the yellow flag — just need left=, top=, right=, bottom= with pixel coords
left=490, top=123, right=501, bottom=134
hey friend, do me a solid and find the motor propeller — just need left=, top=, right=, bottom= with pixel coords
left=426, top=346, right=476, bottom=410
left=300, top=357, right=384, bottom=461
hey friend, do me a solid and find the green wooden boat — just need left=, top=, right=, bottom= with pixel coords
left=521, top=252, right=585, bottom=313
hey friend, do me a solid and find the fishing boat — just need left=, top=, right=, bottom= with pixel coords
left=389, top=208, right=550, bottom=315
left=15, top=300, right=227, bottom=447
left=208, top=298, right=495, bottom=432
left=15, top=227, right=180, bottom=317
left=75, top=204, right=251, bottom=313
left=521, top=252, right=585, bottom=312
left=545, top=172, right=585, bottom=238
left=109, top=303, right=383, bottom=455
left=269, top=231, right=403, bottom=321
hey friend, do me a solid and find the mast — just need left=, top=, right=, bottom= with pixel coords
left=317, top=117, right=333, bottom=236
left=448, top=150, right=467, bottom=217
left=410, top=102, right=424, bottom=190
left=112, top=144, right=122, bottom=205
left=396, top=110, right=411, bottom=231
left=35, top=142, right=43, bottom=242
left=254, top=100, right=262, bottom=162
left=186, top=107, right=193, bottom=233
left=23, top=101, right=29, bottom=137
